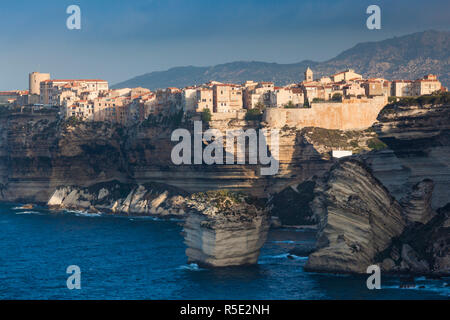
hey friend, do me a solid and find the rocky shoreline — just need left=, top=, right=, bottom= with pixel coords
left=47, top=180, right=189, bottom=216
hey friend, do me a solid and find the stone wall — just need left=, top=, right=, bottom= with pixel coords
left=264, top=96, right=387, bottom=130
left=210, top=110, right=246, bottom=121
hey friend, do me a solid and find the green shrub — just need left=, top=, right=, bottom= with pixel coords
left=283, top=101, right=296, bottom=108
left=388, top=92, right=450, bottom=107
left=388, top=96, right=398, bottom=103
left=254, top=102, right=265, bottom=112
left=245, top=108, right=262, bottom=121
left=350, top=140, right=359, bottom=148
left=201, top=108, right=212, bottom=123
left=65, top=116, right=83, bottom=127
left=367, top=138, right=387, bottom=150
left=331, top=93, right=342, bottom=102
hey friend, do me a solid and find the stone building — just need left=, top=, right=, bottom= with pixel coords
left=40, top=79, right=108, bottom=105
left=391, top=80, right=414, bottom=97
left=391, top=75, right=442, bottom=97
left=182, top=86, right=198, bottom=112
left=413, top=74, right=442, bottom=95
left=270, top=87, right=304, bottom=107
left=243, top=82, right=274, bottom=109
left=304, top=67, right=313, bottom=82
left=196, top=87, right=214, bottom=113
left=330, top=69, right=362, bottom=83
left=213, top=83, right=243, bottom=113
left=343, top=83, right=365, bottom=97
left=363, top=80, right=384, bottom=96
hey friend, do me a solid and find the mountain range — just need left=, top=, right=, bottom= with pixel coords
left=113, top=30, right=450, bottom=90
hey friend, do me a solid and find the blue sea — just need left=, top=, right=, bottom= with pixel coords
left=0, top=203, right=448, bottom=300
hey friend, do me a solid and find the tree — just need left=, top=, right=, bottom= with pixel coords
left=201, top=108, right=212, bottom=123
left=245, top=108, right=262, bottom=121
left=284, top=101, right=296, bottom=108
left=254, top=102, right=265, bottom=112
left=331, top=93, right=342, bottom=102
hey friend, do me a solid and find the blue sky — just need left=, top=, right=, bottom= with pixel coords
left=1, top=0, right=449, bottom=90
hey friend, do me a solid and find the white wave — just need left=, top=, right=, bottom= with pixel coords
left=129, top=216, right=164, bottom=221
left=261, top=253, right=309, bottom=261
left=178, top=263, right=204, bottom=271
left=271, top=240, right=310, bottom=244
left=263, top=253, right=290, bottom=259
left=271, top=240, right=295, bottom=244
left=15, top=211, right=44, bottom=215
left=129, top=215, right=183, bottom=222
left=66, top=210, right=102, bottom=217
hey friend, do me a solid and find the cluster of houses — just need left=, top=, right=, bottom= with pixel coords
left=1, top=68, right=445, bottom=126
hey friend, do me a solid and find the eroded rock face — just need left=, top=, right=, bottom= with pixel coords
left=400, top=179, right=435, bottom=224
left=47, top=180, right=188, bottom=216
left=0, top=114, right=332, bottom=202
left=378, top=204, right=449, bottom=276
left=305, top=159, right=406, bottom=273
left=183, top=191, right=270, bottom=267
left=304, top=157, right=448, bottom=276
left=367, top=102, right=450, bottom=209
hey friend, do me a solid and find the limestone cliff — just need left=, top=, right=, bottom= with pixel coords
left=366, top=101, right=450, bottom=209
left=0, top=111, right=333, bottom=202
left=304, top=158, right=449, bottom=276
left=126, top=119, right=332, bottom=197
left=183, top=191, right=270, bottom=267
left=305, top=159, right=406, bottom=273
left=400, top=179, right=435, bottom=225
left=0, top=113, right=128, bottom=203
left=47, top=180, right=188, bottom=216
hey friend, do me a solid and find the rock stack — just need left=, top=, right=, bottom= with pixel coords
left=183, top=191, right=270, bottom=267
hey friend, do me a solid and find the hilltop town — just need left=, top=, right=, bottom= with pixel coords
left=0, top=68, right=446, bottom=130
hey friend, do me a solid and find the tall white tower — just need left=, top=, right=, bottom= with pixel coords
left=304, top=67, right=313, bottom=82
left=29, top=72, right=51, bottom=95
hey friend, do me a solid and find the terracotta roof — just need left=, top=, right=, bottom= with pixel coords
left=214, top=83, right=241, bottom=87
left=0, top=91, right=19, bottom=96
left=42, top=79, right=107, bottom=83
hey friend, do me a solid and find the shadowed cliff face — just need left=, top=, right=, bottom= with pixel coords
left=377, top=203, right=449, bottom=276
left=366, top=103, right=450, bottom=209
left=124, top=120, right=332, bottom=197
left=0, top=113, right=128, bottom=203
